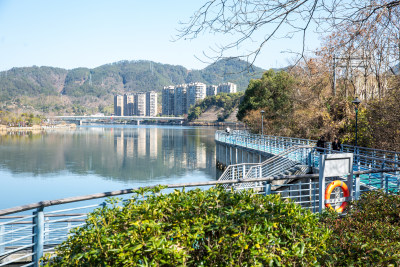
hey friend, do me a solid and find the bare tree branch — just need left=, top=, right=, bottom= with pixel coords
left=176, top=0, right=400, bottom=70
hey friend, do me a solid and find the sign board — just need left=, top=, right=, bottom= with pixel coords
left=319, top=153, right=354, bottom=213
left=323, top=154, right=352, bottom=177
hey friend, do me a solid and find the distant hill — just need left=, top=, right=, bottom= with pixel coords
left=0, top=59, right=265, bottom=115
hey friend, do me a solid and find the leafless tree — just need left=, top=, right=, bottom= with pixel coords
left=177, top=0, right=400, bottom=68
left=318, top=1, right=400, bottom=99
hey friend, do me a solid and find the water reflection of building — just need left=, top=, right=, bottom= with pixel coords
left=115, top=130, right=124, bottom=158
left=126, top=132, right=134, bottom=158
left=137, top=128, right=146, bottom=157
left=149, top=128, right=158, bottom=159
left=112, top=127, right=215, bottom=179
left=196, top=145, right=207, bottom=169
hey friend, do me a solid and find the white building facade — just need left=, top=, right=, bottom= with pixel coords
left=187, top=82, right=207, bottom=112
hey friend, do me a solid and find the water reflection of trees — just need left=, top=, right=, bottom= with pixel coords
left=0, top=127, right=216, bottom=181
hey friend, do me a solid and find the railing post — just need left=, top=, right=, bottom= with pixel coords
left=307, top=151, right=311, bottom=168
left=380, top=162, right=385, bottom=190
left=33, top=207, right=44, bottom=267
left=354, top=174, right=360, bottom=200
left=385, top=176, right=389, bottom=194
left=0, top=224, right=4, bottom=256
left=264, top=182, right=271, bottom=195
left=396, top=153, right=400, bottom=191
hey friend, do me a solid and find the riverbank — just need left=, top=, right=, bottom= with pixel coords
left=0, top=123, right=77, bottom=132
left=184, top=121, right=245, bottom=127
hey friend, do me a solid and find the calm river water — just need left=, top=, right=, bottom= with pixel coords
left=0, top=125, right=218, bottom=209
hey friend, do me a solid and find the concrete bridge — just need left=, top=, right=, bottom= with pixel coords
left=53, top=115, right=185, bottom=125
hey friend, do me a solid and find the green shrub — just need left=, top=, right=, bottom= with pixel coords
left=44, top=186, right=330, bottom=266
left=322, top=190, right=400, bottom=266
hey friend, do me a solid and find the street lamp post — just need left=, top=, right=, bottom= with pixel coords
left=261, top=110, right=265, bottom=135
left=352, top=97, right=361, bottom=148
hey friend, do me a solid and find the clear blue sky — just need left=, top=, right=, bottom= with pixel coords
left=0, top=0, right=321, bottom=72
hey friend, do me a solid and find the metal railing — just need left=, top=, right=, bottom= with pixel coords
left=218, top=145, right=314, bottom=190
left=215, top=130, right=400, bottom=190
left=1, top=168, right=399, bottom=266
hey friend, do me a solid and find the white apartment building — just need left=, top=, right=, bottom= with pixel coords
left=162, top=86, right=175, bottom=116
left=174, top=84, right=187, bottom=116
left=187, top=82, right=206, bottom=111
left=135, top=92, right=147, bottom=116
left=124, top=94, right=135, bottom=116
left=206, top=85, right=218, bottom=96
left=217, top=82, right=237, bottom=94
left=146, top=91, right=158, bottom=116
left=114, top=95, right=124, bottom=116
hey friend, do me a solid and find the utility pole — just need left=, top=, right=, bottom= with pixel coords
left=332, top=55, right=336, bottom=96
left=332, top=55, right=370, bottom=98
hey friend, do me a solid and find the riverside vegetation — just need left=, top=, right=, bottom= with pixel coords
left=0, top=111, right=44, bottom=127
left=43, top=187, right=400, bottom=266
left=234, top=67, right=400, bottom=151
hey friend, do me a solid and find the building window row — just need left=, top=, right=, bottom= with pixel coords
left=114, top=91, right=158, bottom=116
left=162, top=82, right=237, bottom=116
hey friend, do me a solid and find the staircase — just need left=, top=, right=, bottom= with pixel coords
left=218, top=145, right=313, bottom=189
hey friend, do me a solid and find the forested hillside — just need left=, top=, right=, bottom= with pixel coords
left=0, top=59, right=264, bottom=115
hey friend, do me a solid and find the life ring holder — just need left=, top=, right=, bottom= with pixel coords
left=324, top=180, right=350, bottom=212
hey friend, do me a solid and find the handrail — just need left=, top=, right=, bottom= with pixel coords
left=215, top=131, right=400, bottom=167
left=243, top=145, right=313, bottom=179
left=218, top=130, right=400, bottom=156
left=2, top=168, right=400, bottom=217
left=218, top=145, right=308, bottom=181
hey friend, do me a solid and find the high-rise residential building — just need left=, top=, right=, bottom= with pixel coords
left=124, top=94, right=135, bottom=116
left=162, top=86, right=175, bottom=116
left=135, top=92, right=147, bottom=116
left=206, top=85, right=218, bottom=96
left=146, top=91, right=158, bottom=116
left=187, top=82, right=206, bottom=111
left=174, top=84, right=187, bottom=116
left=114, top=95, right=124, bottom=116
left=217, top=82, right=237, bottom=94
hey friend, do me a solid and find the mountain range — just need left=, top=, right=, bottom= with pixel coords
left=0, top=59, right=266, bottom=115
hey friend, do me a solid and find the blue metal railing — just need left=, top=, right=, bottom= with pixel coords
left=215, top=130, right=400, bottom=192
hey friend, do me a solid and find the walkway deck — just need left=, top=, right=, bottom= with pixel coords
left=215, top=130, right=400, bottom=192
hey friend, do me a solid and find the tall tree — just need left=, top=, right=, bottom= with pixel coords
left=237, top=70, right=294, bottom=120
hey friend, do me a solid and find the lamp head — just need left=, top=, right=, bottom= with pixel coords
left=352, top=97, right=361, bottom=107
left=261, top=110, right=265, bottom=115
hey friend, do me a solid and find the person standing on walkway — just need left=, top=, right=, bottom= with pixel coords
left=332, top=137, right=341, bottom=151
left=316, top=136, right=325, bottom=153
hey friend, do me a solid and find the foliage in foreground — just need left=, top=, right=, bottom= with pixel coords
left=322, top=190, right=400, bottom=266
left=43, top=186, right=330, bottom=266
